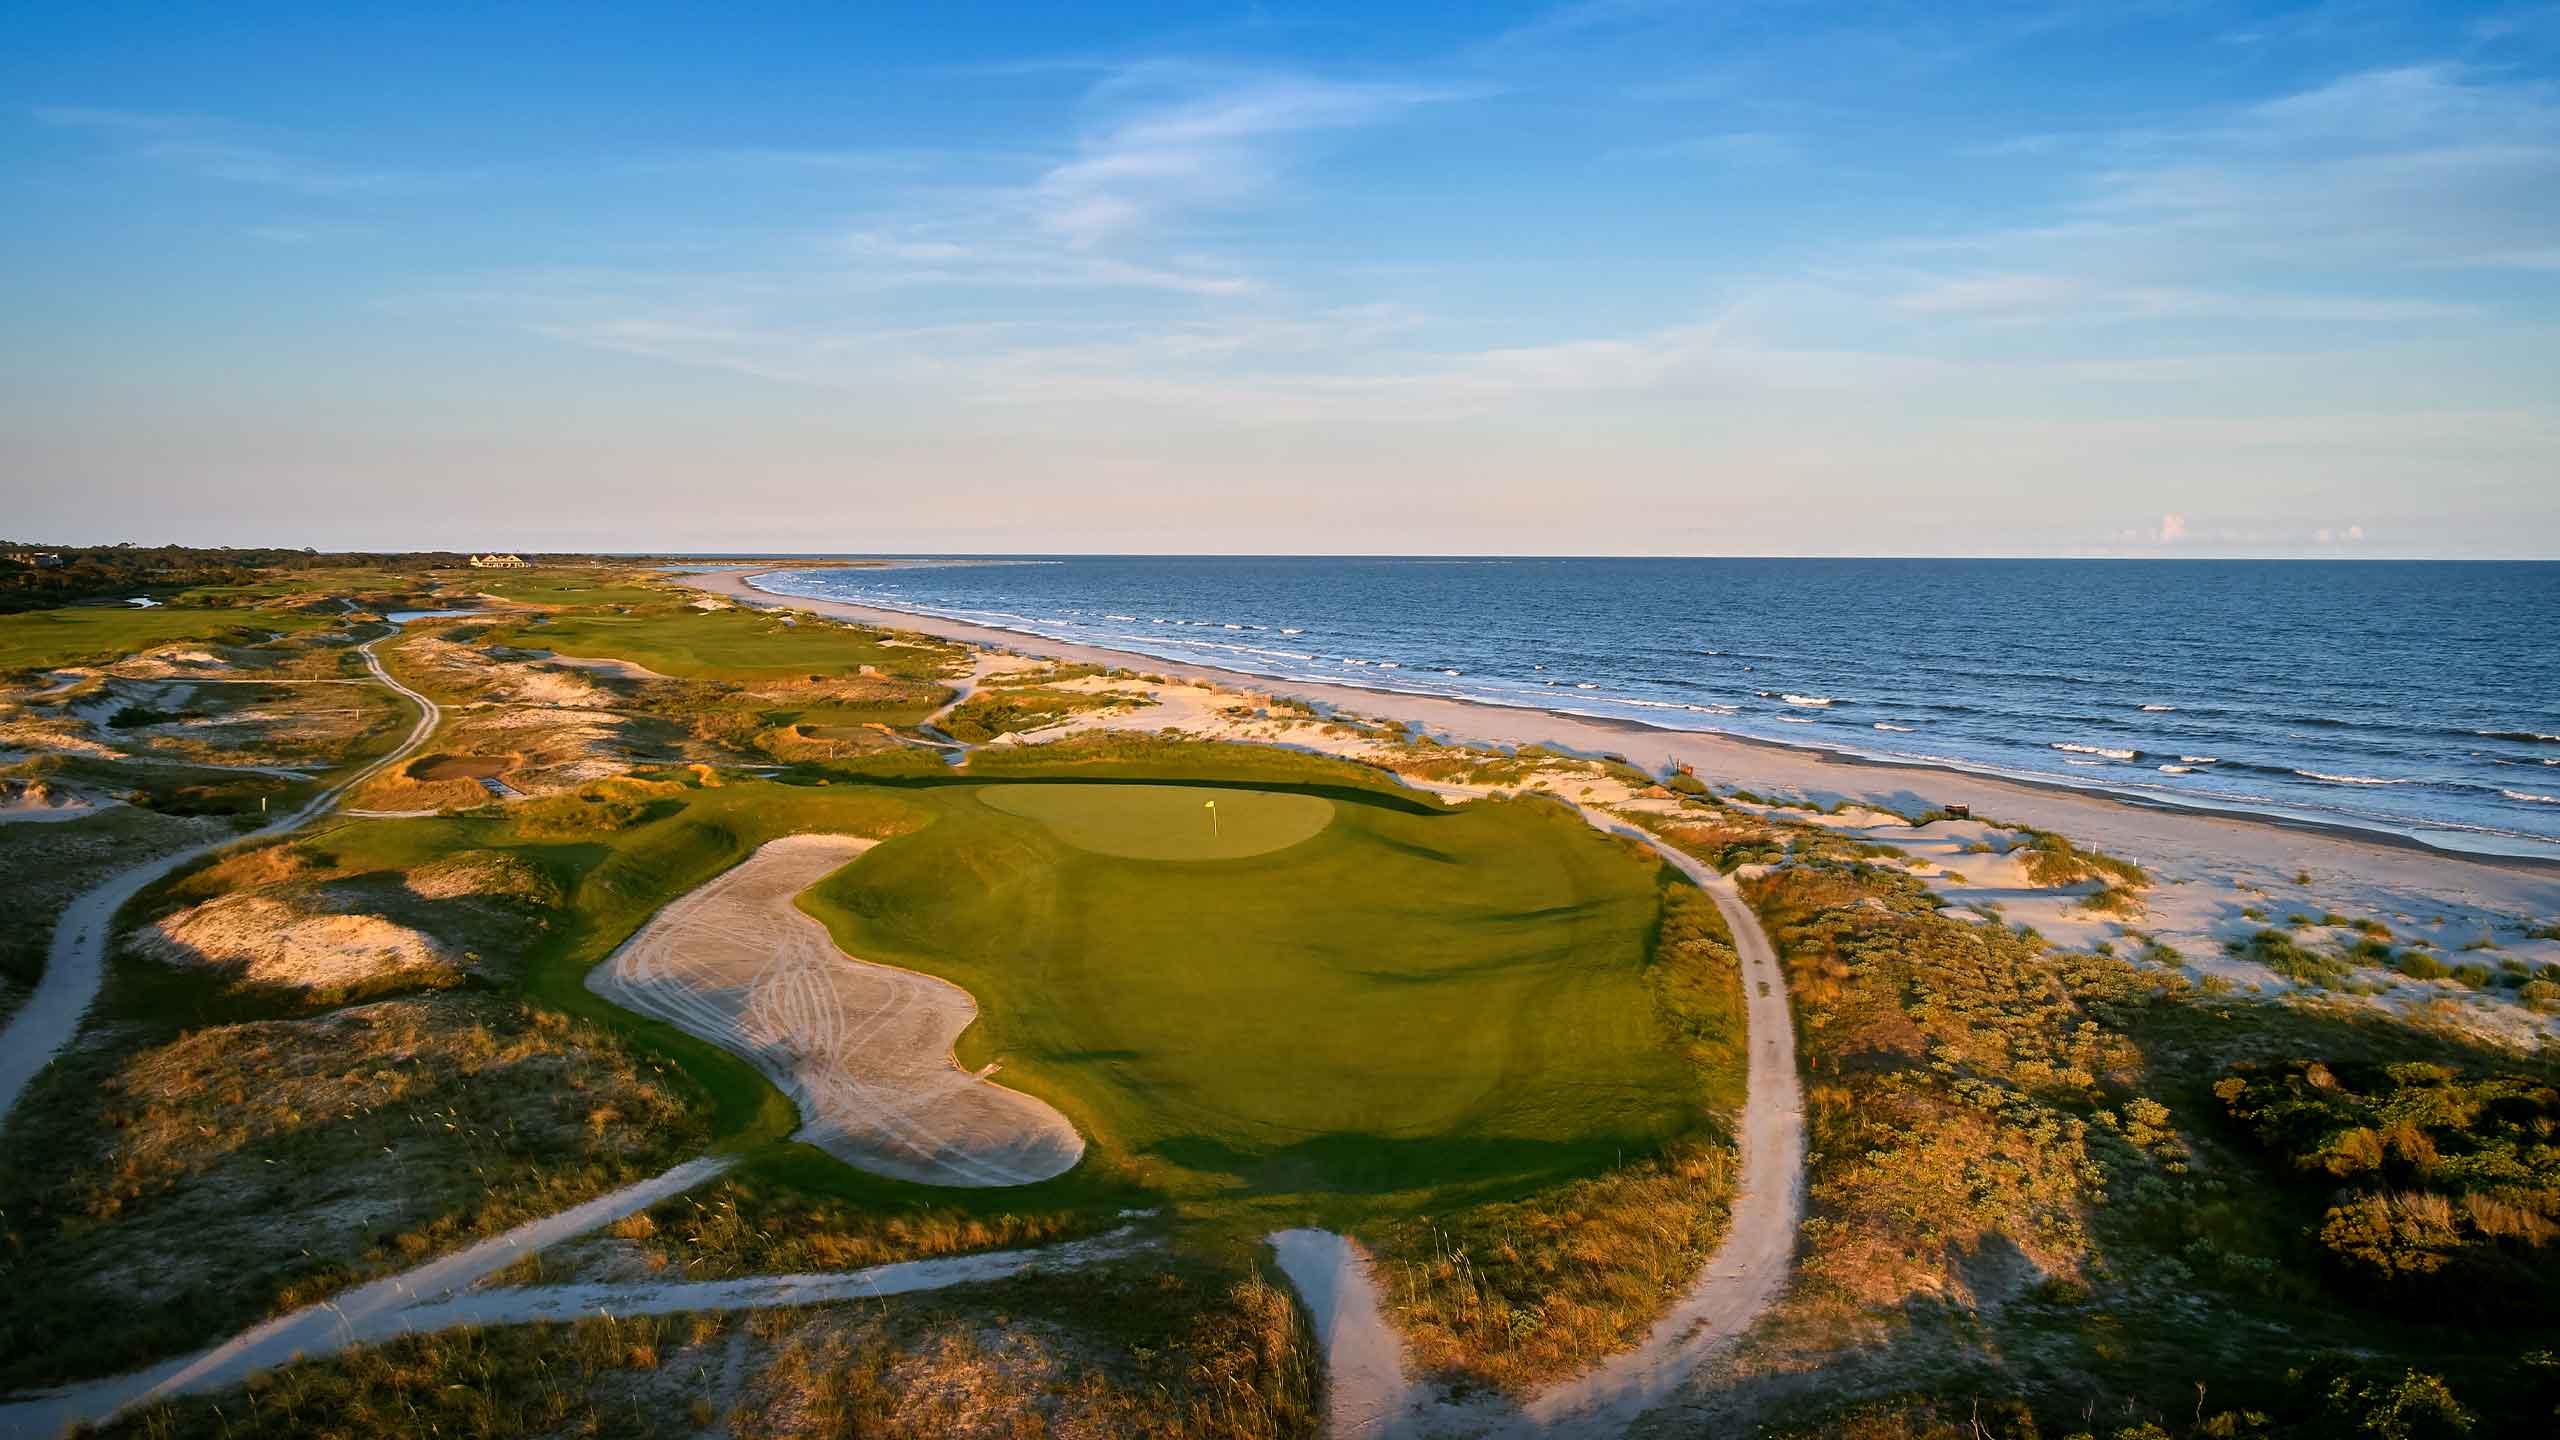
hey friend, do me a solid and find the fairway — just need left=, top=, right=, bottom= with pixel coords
left=806, top=787, right=1709, bottom=1209
left=494, top=603, right=958, bottom=683
left=0, top=606, right=327, bottom=674
left=977, top=783, right=1334, bottom=860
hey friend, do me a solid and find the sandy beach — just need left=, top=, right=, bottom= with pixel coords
left=680, top=566, right=2560, bottom=1020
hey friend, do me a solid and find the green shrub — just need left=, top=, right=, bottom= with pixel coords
left=2396, top=950, right=2450, bottom=981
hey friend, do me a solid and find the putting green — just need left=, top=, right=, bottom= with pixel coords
left=977, top=783, right=1334, bottom=861
left=807, top=787, right=1723, bottom=1207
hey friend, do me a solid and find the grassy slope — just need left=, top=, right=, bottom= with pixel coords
left=977, top=782, right=1334, bottom=859
left=487, top=602, right=957, bottom=684
left=803, top=786, right=1707, bottom=1227
left=0, top=605, right=330, bottom=674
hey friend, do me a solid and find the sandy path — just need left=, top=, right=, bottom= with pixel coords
left=1510, top=810, right=1802, bottom=1435
left=1272, top=1230, right=1433, bottom=1440
left=0, top=637, right=442, bottom=1131
left=1267, top=802, right=1803, bottom=1440
left=0, top=1155, right=735, bottom=1437
left=397, top=1223, right=1154, bottom=1331
left=589, top=834, right=1084, bottom=1187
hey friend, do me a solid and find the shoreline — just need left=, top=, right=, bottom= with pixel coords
left=729, top=566, right=2560, bottom=867
left=685, top=567, right=2560, bottom=891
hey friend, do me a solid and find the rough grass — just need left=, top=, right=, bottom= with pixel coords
left=2215, top=1059, right=2560, bottom=1309
left=0, top=993, right=707, bottom=1391
left=942, top=684, right=1140, bottom=741
left=106, top=1254, right=1316, bottom=1440
left=0, top=804, right=230, bottom=991
left=578, top=1167, right=1100, bottom=1282
left=1714, top=837, right=2560, bottom=1437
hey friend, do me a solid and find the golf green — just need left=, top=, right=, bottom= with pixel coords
left=806, top=784, right=1708, bottom=1208
left=977, top=782, right=1334, bottom=860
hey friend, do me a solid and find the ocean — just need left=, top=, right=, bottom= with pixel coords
left=745, top=558, right=2560, bottom=859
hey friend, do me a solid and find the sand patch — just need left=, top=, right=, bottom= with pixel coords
left=132, top=892, right=455, bottom=990
left=0, top=777, right=107, bottom=823
left=590, top=834, right=1083, bottom=1187
left=407, top=752, right=514, bottom=782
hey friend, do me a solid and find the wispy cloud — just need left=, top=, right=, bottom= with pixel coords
left=1973, top=65, right=2560, bottom=276
left=1031, top=67, right=1452, bottom=246
left=34, top=106, right=417, bottom=194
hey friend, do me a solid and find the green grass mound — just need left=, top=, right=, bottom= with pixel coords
left=977, top=783, right=1334, bottom=861
left=808, top=789, right=1716, bottom=1216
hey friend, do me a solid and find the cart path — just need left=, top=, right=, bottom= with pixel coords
left=0, top=637, right=442, bottom=1131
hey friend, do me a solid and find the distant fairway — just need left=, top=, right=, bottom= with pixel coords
left=805, top=785, right=1710, bottom=1212
left=978, top=783, right=1334, bottom=860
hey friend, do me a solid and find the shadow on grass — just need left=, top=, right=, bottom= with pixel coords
left=1149, top=1129, right=1685, bottom=1199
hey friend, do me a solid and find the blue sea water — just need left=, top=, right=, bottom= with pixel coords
left=748, top=558, right=2560, bottom=859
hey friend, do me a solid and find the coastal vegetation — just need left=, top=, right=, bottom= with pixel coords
left=103, top=1253, right=1316, bottom=1440
left=1624, top=795, right=2559, bottom=1437
left=940, top=683, right=1138, bottom=741
left=6, top=557, right=2554, bottom=1438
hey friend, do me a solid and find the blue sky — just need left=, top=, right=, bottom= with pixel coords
left=4, top=1, right=2555, bottom=555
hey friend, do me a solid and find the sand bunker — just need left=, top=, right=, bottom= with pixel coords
left=978, top=783, right=1335, bottom=861
left=590, top=834, right=1083, bottom=1187
left=407, top=752, right=513, bottom=782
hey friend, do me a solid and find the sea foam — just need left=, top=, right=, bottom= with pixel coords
left=2053, top=743, right=2139, bottom=761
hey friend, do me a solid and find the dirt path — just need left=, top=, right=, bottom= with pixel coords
left=388, top=1223, right=1154, bottom=1332
left=1269, top=801, right=1805, bottom=1440
left=1, top=1182, right=1151, bottom=1438
left=588, top=834, right=1085, bottom=1187
left=0, top=636, right=443, bottom=1131
left=1510, top=809, right=1802, bottom=1435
